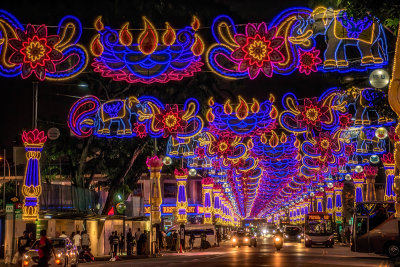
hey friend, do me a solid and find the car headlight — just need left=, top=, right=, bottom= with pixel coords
left=328, top=235, right=334, bottom=241
left=244, top=238, right=249, bottom=242
left=275, top=237, right=281, bottom=242
left=24, top=255, right=29, bottom=259
left=57, top=253, right=62, bottom=258
left=55, top=259, right=62, bottom=265
left=305, top=235, right=310, bottom=241
left=232, top=238, right=237, bottom=243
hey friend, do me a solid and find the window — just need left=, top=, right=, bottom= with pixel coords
left=164, top=183, right=177, bottom=198
left=355, top=218, right=368, bottom=237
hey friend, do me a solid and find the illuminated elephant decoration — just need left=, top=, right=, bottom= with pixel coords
left=356, top=126, right=386, bottom=154
left=68, top=95, right=141, bottom=137
left=341, top=87, right=387, bottom=125
left=289, top=7, right=388, bottom=70
left=96, top=97, right=140, bottom=136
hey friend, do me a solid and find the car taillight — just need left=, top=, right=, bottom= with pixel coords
left=55, top=259, right=61, bottom=265
left=23, top=260, right=29, bottom=266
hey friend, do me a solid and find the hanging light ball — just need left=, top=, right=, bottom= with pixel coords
left=319, top=187, right=324, bottom=192
left=310, top=192, right=315, bottom=197
left=116, top=202, right=126, bottom=214
left=327, top=183, right=333, bottom=188
left=189, top=168, right=197, bottom=176
left=369, top=155, right=380, bottom=164
left=355, top=165, right=364, bottom=173
left=300, top=198, right=304, bottom=202
left=162, top=156, right=172, bottom=165
left=345, top=174, right=352, bottom=181
left=375, top=127, right=388, bottom=139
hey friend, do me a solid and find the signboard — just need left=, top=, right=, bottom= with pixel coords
left=47, top=128, right=60, bottom=140
left=144, top=205, right=202, bottom=215
left=6, top=204, right=14, bottom=213
left=307, top=214, right=332, bottom=221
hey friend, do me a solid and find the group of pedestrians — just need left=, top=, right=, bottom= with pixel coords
left=108, top=228, right=147, bottom=257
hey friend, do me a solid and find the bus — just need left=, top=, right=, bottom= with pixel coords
left=351, top=201, right=400, bottom=258
left=304, top=212, right=334, bottom=247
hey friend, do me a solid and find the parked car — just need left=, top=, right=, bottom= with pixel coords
left=22, top=237, right=79, bottom=267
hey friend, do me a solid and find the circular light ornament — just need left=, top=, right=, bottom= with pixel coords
left=319, top=187, right=324, bottom=192
left=375, top=127, right=388, bottom=139
left=116, top=202, right=127, bottom=214
left=327, top=183, right=333, bottom=188
left=300, top=198, right=304, bottom=202
left=163, top=156, right=172, bottom=165
left=310, top=192, right=315, bottom=197
left=369, top=155, right=380, bottom=164
left=355, top=165, right=364, bottom=173
left=369, top=69, right=390, bottom=89
left=189, top=168, right=197, bottom=176
left=345, top=174, right=352, bottom=181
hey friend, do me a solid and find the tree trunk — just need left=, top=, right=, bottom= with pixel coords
left=77, top=136, right=93, bottom=188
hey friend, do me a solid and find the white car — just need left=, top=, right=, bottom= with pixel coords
left=22, top=238, right=79, bottom=267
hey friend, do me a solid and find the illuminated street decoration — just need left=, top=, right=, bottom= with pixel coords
left=353, top=172, right=365, bottom=204
left=382, top=153, right=395, bottom=200
left=213, top=184, right=223, bottom=225
left=68, top=95, right=203, bottom=139
left=0, top=10, right=88, bottom=80
left=90, top=16, right=204, bottom=84
left=21, top=129, right=47, bottom=220
left=325, top=187, right=334, bottom=215
left=364, top=165, right=378, bottom=201
left=334, top=182, right=344, bottom=222
left=315, top=192, right=324, bottom=212
left=202, top=177, right=214, bottom=224
left=146, top=156, right=163, bottom=224
left=175, top=168, right=188, bottom=224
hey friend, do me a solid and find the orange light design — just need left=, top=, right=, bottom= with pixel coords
left=280, top=133, right=287, bottom=143
left=236, top=96, right=249, bottom=120
left=251, top=99, right=260, bottom=113
left=138, top=17, right=158, bottom=55
left=269, top=105, right=278, bottom=119
left=191, top=16, right=200, bottom=31
left=206, top=108, right=215, bottom=122
left=208, top=97, right=215, bottom=106
left=269, top=130, right=279, bottom=148
left=191, top=34, right=205, bottom=56
left=90, top=34, right=103, bottom=57
left=260, top=134, right=267, bottom=144
left=119, top=23, right=133, bottom=46
left=94, top=16, right=104, bottom=31
left=162, top=22, right=176, bottom=46
left=224, top=99, right=233, bottom=114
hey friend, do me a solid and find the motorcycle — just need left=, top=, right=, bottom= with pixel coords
left=273, top=235, right=283, bottom=251
left=79, top=247, right=94, bottom=262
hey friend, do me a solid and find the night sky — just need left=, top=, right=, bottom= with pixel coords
left=0, top=0, right=393, bottom=155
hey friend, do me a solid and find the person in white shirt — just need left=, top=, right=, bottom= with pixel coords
left=59, top=231, right=67, bottom=238
left=73, top=231, right=82, bottom=251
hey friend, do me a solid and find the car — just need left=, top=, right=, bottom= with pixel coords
left=284, top=226, right=303, bottom=243
left=231, top=231, right=257, bottom=247
left=22, top=237, right=79, bottom=267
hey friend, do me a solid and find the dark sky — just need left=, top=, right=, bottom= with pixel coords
left=0, top=0, right=390, bottom=155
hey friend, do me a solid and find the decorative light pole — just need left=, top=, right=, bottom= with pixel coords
left=213, top=184, right=222, bottom=225
left=21, top=129, right=47, bottom=221
left=175, top=168, right=188, bottom=224
left=334, top=182, right=344, bottom=223
left=382, top=153, right=395, bottom=200
left=201, top=177, right=213, bottom=224
left=353, top=172, right=365, bottom=204
left=315, top=192, right=324, bottom=212
left=325, top=187, right=334, bottom=215
left=364, top=165, right=378, bottom=201
left=146, top=156, right=163, bottom=224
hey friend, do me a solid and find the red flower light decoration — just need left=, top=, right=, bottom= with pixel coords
left=339, top=113, right=352, bottom=129
left=22, top=129, right=47, bottom=146
left=154, top=104, right=187, bottom=137
left=195, top=147, right=206, bottom=159
left=316, top=132, right=333, bottom=155
left=146, top=156, right=163, bottom=168
left=133, top=123, right=147, bottom=138
left=9, top=24, right=63, bottom=81
left=388, top=126, right=400, bottom=141
left=174, top=168, right=188, bottom=177
left=297, top=48, right=322, bottom=75
left=382, top=153, right=394, bottom=165
left=344, top=144, right=355, bottom=156
left=210, top=136, right=234, bottom=158
left=201, top=177, right=214, bottom=185
left=232, top=23, right=284, bottom=79
left=363, top=165, right=378, bottom=177
left=297, top=97, right=329, bottom=131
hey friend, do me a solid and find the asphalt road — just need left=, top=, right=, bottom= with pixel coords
left=85, top=238, right=392, bottom=267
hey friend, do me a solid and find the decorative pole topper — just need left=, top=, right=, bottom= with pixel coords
left=21, top=129, right=47, bottom=221
left=201, top=177, right=214, bottom=224
left=146, top=156, right=163, bottom=224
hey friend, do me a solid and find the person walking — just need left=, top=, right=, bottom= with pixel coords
left=38, top=230, right=53, bottom=267
left=73, top=231, right=82, bottom=252
left=189, top=233, right=195, bottom=251
left=126, top=228, right=133, bottom=255
left=70, top=232, right=75, bottom=242
left=161, top=231, right=167, bottom=251
left=216, top=231, right=221, bottom=247
left=112, top=232, right=120, bottom=257
left=119, top=232, right=125, bottom=255
left=81, top=230, right=91, bottom=250
left=108, top=231, right=114, bottom=255
left=59, top=231, right=67, bottom=238
left=135, top=228, right=141, bottom=255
